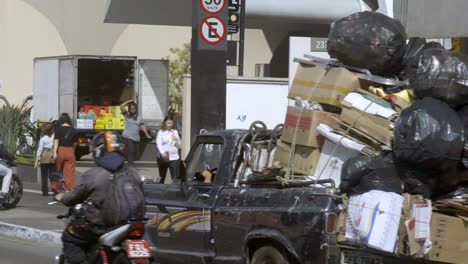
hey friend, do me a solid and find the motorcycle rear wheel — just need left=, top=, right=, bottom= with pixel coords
left=1, top=174, right=22, bottom=209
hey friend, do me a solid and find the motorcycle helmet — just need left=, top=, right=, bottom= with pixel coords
left=90, top=131, right=124, bottom=159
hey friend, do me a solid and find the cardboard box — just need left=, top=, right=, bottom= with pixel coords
left=281, top=106, right=339, bottom=148
left=340, top=106, right=393, bottom=146
left=109, top=106, right=123, bottom=117
left=274, top=140, right=320, bottom=176
left=314, top=140, right=361, bottom=187
left=82, top=105, right=109, bottom=118
left=398, top=194, right=432, bottom=257
left=104, top=118, right=114, bottom=129
left=288, top=63, right=360, bottom=107
left=118, top=116, right=125, bottom=129
left=427, top=213, right=468, bottom=264
left=346, top=190, right=404, bottom=253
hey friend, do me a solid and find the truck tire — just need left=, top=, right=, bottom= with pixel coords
left=251, top=246, right=289, bottom=264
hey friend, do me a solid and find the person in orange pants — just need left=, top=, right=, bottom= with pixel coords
left=53, top=113, right=78, bottom=191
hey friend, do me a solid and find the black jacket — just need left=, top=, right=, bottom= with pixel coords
left=0, top=144, right=14, bottom=161
left=61, top=152, right=132, bottom=226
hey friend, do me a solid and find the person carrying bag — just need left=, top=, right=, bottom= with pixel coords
left=35, top=124, right=56, bottom=196
left=156, top=117, right=181, bottom=184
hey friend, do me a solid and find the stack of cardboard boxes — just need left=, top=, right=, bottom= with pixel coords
left=274, top=62, right=360, bottom=180
left=272, top=57, right=468, bottom=263
left=77, top=105, right=125, bottom=130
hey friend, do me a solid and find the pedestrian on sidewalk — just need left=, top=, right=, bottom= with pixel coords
left=35, top=124, right=55, bottom=196
left=156, top=116, right=181, bottom=184
left=53, top=113, right=78, bottom=191
left=120, top=100, right=152, bottom=165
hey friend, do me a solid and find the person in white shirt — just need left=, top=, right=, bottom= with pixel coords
left=35, top=124, right=56, bottom=196
left=156, top=117, right=181, bottom=184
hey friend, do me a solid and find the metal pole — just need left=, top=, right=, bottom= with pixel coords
left=238, top=0, right=246, bottom=76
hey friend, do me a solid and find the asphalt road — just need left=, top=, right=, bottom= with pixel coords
left=0, top=235, right=61, bottom=264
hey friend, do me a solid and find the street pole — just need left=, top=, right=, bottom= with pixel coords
left=238, top=0, right=246, bottom=76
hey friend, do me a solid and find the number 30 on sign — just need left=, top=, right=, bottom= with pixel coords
left=200, top=0, right=226, bottom=14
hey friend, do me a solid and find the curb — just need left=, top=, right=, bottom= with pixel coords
left=0, top=222, right=61, bottom=246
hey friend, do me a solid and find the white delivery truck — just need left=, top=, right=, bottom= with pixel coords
left=181, top=75, right=289, bottom=157
left=32, top=55, right=169, bottom=160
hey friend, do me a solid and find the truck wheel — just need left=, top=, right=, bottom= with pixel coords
left=251, top=246, right=289, bottom=264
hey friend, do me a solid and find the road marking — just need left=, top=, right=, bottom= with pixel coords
left=23, top=189, right=41, bottom=194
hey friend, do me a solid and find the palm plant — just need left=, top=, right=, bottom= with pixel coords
left=0, top=95, right=36, bottom=156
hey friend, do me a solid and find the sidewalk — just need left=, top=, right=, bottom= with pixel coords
left=0, top=184, right=64, bottom=245
left=0, top=162, right=162, bottom=246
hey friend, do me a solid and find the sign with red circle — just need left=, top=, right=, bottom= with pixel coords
left=200, top=0, right=226, bottom=14
left=199, top=16, right=226, bottom=45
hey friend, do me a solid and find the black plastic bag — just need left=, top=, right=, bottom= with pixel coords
left=408, top=48, right=468, bottom=108
left=400, top=37, right=444, bottom=80
left=396, top=162, right=435, bottom=198
left=458, top=106, right=468, bottom=168
left=327, top=11, right=407, bottom=75
left=340, top=153, right=402, bottom=195
left=394, top=98, right=464, bottom=171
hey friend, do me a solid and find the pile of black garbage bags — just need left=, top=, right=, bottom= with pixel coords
left=329, top=11, right=468, bottom=198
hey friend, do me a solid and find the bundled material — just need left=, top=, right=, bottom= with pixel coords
left=394, top=98, right=464, bottom=171
left=340, top=153, right=402, bottom=195
left=327, top=11, right=407, bottom=75
left=408, top=48, right=468, bottom=108
left=345, top=190, right=404, bottom=253
left=288, top=62, right=360, bottom=107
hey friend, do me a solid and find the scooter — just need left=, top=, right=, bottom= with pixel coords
left=0, top=159, right=23, bottom=209
left=55, top=203, right=153, bottom=264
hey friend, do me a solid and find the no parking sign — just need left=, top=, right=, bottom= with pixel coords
left=197, top=0, right=227, bottom=50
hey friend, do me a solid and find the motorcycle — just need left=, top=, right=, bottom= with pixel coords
left=0, top=159, right=23, bottom=209
left=55, top=203, right=153, bottom=264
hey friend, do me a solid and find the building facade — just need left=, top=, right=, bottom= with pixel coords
left=0, top=0, right=275, bottom=105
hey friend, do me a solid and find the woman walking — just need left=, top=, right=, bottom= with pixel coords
left=35, top=124, right=55, bottom=196
left=53, top=113, right=78, bottom=190
left=120, top=100, right=152, bottom=165
left=156, top=116, right=181, bottom=184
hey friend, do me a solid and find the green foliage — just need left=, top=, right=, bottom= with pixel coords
left=168, top=43, right=191, bottom=116
left=0, top=96, right=36, bottom=156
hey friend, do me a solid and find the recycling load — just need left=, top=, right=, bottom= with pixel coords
left=260, top=10, right=468, bottom=263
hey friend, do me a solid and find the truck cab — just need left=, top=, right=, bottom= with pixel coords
left=144, top=129, right=334, bottom=263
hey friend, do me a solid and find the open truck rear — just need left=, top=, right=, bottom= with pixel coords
left=32, top=55, right=168, bottom=160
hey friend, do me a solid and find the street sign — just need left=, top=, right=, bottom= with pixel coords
left=310, top=37, right=328, bottom=52
left=200, top=0, right=226, bottom=14
left=200, top=16, right=227, bottom=45
left=227, top=24, right=239, bottom=34
left=228, top=0, right=240, bottom=12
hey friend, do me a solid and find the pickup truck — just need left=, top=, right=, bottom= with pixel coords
left=143, top=125, right=441, bottom=264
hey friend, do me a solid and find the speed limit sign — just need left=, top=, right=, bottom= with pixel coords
left=200, top=0, right=226, bottom=14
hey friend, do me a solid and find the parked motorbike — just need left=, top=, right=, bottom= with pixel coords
left=55, top=203, right=152, bottom=264
left=0, top=159, right=23, bottom=209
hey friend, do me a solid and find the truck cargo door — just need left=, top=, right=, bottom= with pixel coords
left=58, top=58, right=76, bottom=121
left=33, top=59, right=60, bottom=121
left=137, top=59, right=169, bottom=128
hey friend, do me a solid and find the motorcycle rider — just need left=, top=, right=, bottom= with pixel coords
left=55, top=131, right=142, bottom=264
left=0, top=139, right=15, bottom=202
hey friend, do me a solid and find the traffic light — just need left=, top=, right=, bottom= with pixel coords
left=227, top=0, right=240, bottom=34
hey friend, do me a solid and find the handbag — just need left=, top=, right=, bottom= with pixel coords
left=158, top=151, right=170, bottom=163
left=40, top=148, right=55, bottom=164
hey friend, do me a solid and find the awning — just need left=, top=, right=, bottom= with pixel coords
left=104, top=0, right=372, bottom=29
